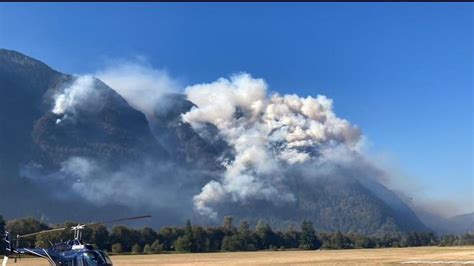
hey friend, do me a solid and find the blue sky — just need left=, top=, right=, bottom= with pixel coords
left=1, top=3, right=472, bottom=215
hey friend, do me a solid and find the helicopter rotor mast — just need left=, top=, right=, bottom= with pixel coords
left=71, top=225, right=86, bottom=240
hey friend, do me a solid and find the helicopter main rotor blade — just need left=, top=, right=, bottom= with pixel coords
left=18, top=227, right=67, bottom=239
left=14, top=215, right=151, bottom=240
left=87, top=215, right=152, bottom=227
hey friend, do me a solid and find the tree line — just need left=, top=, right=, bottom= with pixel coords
left=0, top=215, right=472, bottom=255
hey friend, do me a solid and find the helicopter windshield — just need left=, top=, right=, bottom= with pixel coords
left=82, top=251, right=107, bottom=265
left=98, top=251, right=113, bottom=264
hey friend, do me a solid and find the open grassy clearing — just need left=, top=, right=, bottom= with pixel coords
left=11, top=246, right=474, bottom=265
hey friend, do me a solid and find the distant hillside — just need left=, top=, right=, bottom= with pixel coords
left=208, top=175, right=427, bottom=234
left=416, top=211, right=473, bottom=234
left=450, top=212, right=474, bottom=233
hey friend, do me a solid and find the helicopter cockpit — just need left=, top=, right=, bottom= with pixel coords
left=59, top=250, right=113, bottom=266
left=81, top=250, right=113, bottom=266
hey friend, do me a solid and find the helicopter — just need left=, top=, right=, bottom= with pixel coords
left=2, top=215, right=151, bottom=266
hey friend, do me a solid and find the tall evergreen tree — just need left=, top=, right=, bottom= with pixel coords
left=109, top=226, right=136, bottom=252
left=140, top=227, right=158, bottom=246
left=192, top=226, right=208, bottom=252
left=111, top=243, right=123, bottom=254
left=283, top=224, right=300, bottom=249
left=299, top=220, right=320, bottom=250
left=185, top=219, right=193, bottom=239
left=90, top=225, right=110, bottom=251
left=256, top=220, right=275, bottom=249
left=131, top=243, right=142, bottom=254
left=329, top=231, right=352, bottom=249
left=238, top=220, right=257, bottom=251
left=143, top=244, right=152, bottom=254
left=158, top=227, right=180, bottom=251
left=175, top=236, right=192, bottom=252
left=150, top=240, right=163, bottom=253
left=222, top=216, right=235, bottom=235
left=6, top=218, right=50, bottom=248
left=238, top=220, right=251, bottom=236
left=0, top=215, right=5, bottom=256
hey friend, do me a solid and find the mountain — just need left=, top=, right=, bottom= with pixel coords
left=0, top=49, right=429, bottom=234
left=210, top=175, right=426, bottom=234
left=0, top=49, right=63, bottom=175
left=0, top=49, right=165, bottom=168
left=148, top=93, right=233, bottom=170
left=0, top=49, right=167, bottom=221
left=31, top=77, right=166, bottom=168
left=417, top=211, right=473, bottom=234
left=450, top=213, right=474, bottom=233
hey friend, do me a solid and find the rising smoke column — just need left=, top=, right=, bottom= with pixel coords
left=97, top=62, right=180, bottom=117
left=182, top=73, right=362, bottom=218
left=52, top=75, right=101, bottom=123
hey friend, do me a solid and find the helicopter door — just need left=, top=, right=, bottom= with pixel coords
left=75, top=256, right=84, bottom=266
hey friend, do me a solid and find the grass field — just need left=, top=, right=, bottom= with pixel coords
left=10, top=246, right=474, bottom=265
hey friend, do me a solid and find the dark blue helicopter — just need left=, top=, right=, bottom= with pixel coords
left=2, top=215, right=151, bottom=266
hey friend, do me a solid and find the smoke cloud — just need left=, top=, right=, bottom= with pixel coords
left=24, top=60, right=465, bottom=225
left=41, top=67, right=366, bottom=220
left=96, top=61, right=180, bottom=116
left=21, top=156, right=206, bottom=215
left=182, top=73, right=362, bottom=218
left=52, top=75, right=102, bottom=123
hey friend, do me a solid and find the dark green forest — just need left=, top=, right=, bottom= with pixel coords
left=0, top=215, right=472, bottom=255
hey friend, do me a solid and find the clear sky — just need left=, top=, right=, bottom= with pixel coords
left=1, top=3, right=472, bottom=215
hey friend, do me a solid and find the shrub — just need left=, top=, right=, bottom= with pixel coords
left=111, top=243, right=123, bottom=254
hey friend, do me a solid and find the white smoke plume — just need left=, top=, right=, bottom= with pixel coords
left=48, top=70, right=364, bottom=219
left=26, top=61, right=459, bottom=224
left=61, top=157, right=175, bottom=208
left=21, top=156, right=198, bottom=211
left=52, top=75, right=100, bottom=123
left=96, top=61, right=180, bottom=116
left=21, top=56, right=466, bottom=226
left=183, top=73, right=362, bottom=218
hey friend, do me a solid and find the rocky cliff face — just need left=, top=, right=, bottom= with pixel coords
left=149, top=93, right=233, bottom=170
left=31, top=77, right=166, bottom=168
